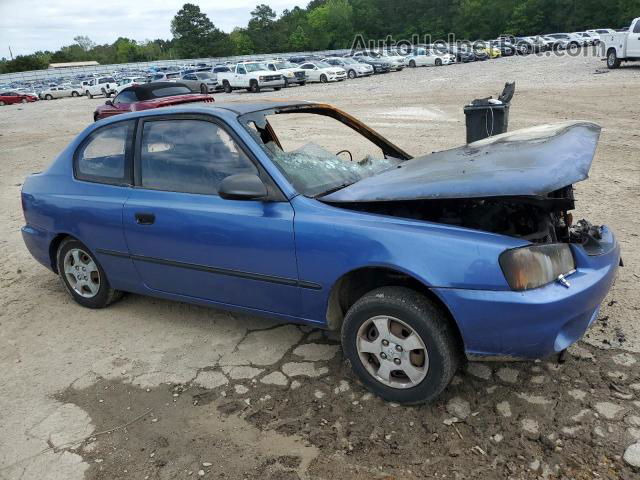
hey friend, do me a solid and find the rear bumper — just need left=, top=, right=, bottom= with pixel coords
left=22, top=224, right=56, bottom=272
left=434, top=227, right=620, bottom=359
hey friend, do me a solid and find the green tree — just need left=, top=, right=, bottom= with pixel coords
left=230, top=29, right=255, bottom=55
left=307, top=0, right=354, bottom=49
left=170, top=3, right=230, bottom=57
left=74, top=35, right=96, bottom=52
left=247, top=4, right=279, bottom=52
left=0, top=54, right=49, bottom=73
left=289, top=25, right=310, bottom=50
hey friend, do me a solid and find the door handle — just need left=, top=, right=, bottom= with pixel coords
left=135, top=212, right=155, bottom=225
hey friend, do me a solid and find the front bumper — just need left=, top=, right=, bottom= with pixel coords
left=259, top=79, right=286, bottom=88
left=327, top=73, right=347, bottom=81
left=434, top=227, right=620, bottom=359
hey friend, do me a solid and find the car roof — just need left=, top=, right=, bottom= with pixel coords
left=210, top=100, right=313, bottom=114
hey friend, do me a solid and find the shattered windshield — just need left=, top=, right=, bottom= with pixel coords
left=240, top=110, right=407, bottom=198
left=267, top=142, right=401, bottom=197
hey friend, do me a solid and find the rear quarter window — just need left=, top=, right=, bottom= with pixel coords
left=75, top=121, right=134, bottom=185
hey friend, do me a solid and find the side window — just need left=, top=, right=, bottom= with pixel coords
left=237, top=66, right=247, bottom=75
left=268, top=64, right=276, bottom=71
left=139, top=119, right=258, bottom=196
left=113, top=91, right=138, bottom=105
left=634, top=21, right=640, bottom=33
left=75, top=121, right=134, bottom=185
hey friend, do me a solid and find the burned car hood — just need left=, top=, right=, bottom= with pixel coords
left=323, top=121, right=601, bottom=203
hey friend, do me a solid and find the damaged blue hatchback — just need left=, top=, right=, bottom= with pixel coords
left=21, top=101, right=620, bottom=404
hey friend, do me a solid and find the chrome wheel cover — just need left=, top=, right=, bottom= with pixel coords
left=356, top=315, right=429, bottom=389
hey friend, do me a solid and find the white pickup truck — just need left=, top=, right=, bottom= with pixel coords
left=217, top=62, right=285, bottom=93
left=602, top=17, right=640, bottom=68
left=83, top=76, right=118, bottom=98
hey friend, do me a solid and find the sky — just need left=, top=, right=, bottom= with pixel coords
left=0, top=0, right=309, bottom=59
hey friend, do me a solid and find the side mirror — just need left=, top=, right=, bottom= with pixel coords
left=219, top=174, right=267, bottom=201
left=105, top=100, right=113, bottom=106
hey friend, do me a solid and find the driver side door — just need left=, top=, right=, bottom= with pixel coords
left=122, top=115, right=301, bottom=316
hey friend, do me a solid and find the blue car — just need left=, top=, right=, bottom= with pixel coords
left=21, top=101, right=620, bottom=404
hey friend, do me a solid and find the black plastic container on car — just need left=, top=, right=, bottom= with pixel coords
left=463, top=82, right=515, bottom=143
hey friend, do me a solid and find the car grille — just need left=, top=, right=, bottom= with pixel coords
left=264, top=75, right=281, bottom=82
left=294, top=71, right=305, bottom=79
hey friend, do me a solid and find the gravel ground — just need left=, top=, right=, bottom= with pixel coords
left=0, top=51, right=639, bottom=480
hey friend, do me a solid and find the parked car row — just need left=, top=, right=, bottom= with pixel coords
left=2, top=21, right=633, bottom=106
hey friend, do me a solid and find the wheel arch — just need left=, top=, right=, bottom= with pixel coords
left=49, top=233, right=73, bottom=273
left=325, top=266, right=465, bottom=351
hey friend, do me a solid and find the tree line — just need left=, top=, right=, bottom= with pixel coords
left=2, top=0, right=638, bottom=74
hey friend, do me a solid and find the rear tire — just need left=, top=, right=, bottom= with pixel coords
left=223, top=80, right=232, bottom=93
left=341, top=286, right=461, bottom=405
left=607, top=49, right=621, bottom=69
left=21, top=98, right=27, bottom=103
left=0, top=101, right=5, bottom=106
left=71, top=91, right=79, bottom=97
left=409, top=60, right=416, bottom=68
left=56, top=238, right=123, bottom=309
left=274, top=87, right=281, bottom=91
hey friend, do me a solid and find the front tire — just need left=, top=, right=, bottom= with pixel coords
left=320, top=74, right=328, bottom=83
left=200, top=84, right=208, bottom=94
left=86, top=91, right=93, bottom=99
left=274, top=87, right=281, bottom=91
left=71, top=91, right=79, bottom=97
left=341, top=286, right=460, bottom=405
left=56, top=238, right=122, bottom=309
left=45, top=94, right=53, bottom=100
left=435, top=58, right=443, bottom=66
left=607, top=49, right=621, bottom=69
left=348, top=69, right=356, bottom=79
left=249, top=80, right=260, bottom=93
left=21, top=98, right=27, bottom=103
left=409, top=60, right=416, bottom=68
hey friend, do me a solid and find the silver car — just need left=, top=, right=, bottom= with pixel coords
left=38, top=85, right=83, bottom=100
left=179, top=72, right=219, bottom=93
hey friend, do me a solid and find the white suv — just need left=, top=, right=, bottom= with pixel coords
left=84, top=76, right=117, bottom=98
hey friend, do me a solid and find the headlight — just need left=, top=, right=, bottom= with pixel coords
left=286, top=72, right=294, bottom=77
left=499, top=244, right=575, bottom=291
left=259, top=76, right=265, bottom=81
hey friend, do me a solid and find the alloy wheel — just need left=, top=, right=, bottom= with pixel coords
left=63, top=248, right=101, bottom=298
left=356, top=315, right=429, bottom=389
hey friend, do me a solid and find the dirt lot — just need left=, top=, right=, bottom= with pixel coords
left=1, top=52, right=639, bottom=480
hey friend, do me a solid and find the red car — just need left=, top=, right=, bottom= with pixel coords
left=0, top=91, right=38, bottom=105
left=93, top=82, right=213, bottom=121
